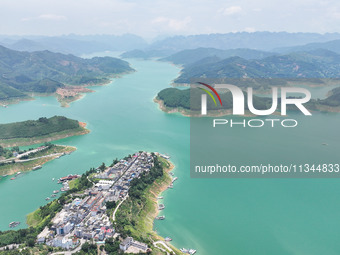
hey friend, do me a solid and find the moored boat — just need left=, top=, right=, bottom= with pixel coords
left=9, top=221, right=20, bottom=228
left=189, top=249, right=197, bottom=254
left=32, top=165, right=42, bottom=170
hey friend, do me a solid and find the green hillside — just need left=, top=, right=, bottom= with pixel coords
left=0, top=45, right=133, bottom=100
left=0, top=116, right=81, bottom=139
left=157, top=87, right=274, bottom=111
left=174, top=50, right=340, bottom=84
left=161, top=47, right=275, bottom=66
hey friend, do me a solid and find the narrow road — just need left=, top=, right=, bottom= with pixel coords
left=0, top=153, right=63, bottom=164
left=153, top=241, right=174, bottom=255
left=112, top=195, right=128, bottom=222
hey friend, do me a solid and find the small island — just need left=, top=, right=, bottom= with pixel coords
left=0, top=116, right=89, bottom=176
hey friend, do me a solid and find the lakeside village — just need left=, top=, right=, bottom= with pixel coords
left=15, top=151, right=196, bottom=255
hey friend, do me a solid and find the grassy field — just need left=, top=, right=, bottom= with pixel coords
left=26, top=200, right=62, bottom=228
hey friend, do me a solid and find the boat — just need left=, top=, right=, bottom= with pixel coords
left=169, top=172, right=174, bottom=176
left=45, top=197, right=50, bottom=201
left=155, top=216, right=165, bottom=220
left=157, top=196, right=164, bottom=199
left=32, top=165, right=42, bottom=171
left=9, top=221, right=20, bottom=228
left=51, top=194, right=57, bottom=198
left=168, top=184, right=173, bottom=189
left=160, top=154, right=170, bottom=160
left=10, top=177, right=15, bottom=180
left=53, top=190, right=60, bottom=194
left=180, top=248, right=189, bottom=253
left=189, top=249, right=197, bottom=254
left=158, top=204, right=165, bottom=210
left=165, top=237, right=172, bottom=241
left=52, top=178, right=55, bottom=181
left=322, top=143, right=328, bottom=146
left=15, top=172, right=21, bottom=177
left=172, top=177, right=178, bottom=182
left=2, top=175, right=8, bottom=177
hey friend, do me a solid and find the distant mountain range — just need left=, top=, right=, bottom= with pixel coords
left=146, top=32, right=340, bottom=52
left=275, top=39, right=340, bottom=54
left=0, top=45, right=133, bottom=100
left=160, top=48, right=276, bottom=66
left=0, top=34, right=148, bottom=55
left=172, top=49, right=340, bottom=84
left=3, top=32, right=340, bottom=57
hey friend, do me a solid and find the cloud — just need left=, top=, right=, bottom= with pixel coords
left=152, top=16, right=191, bottom=31
left=22, top=14, right=67, bottom=22
left=220, top=6, right=242, bottom=16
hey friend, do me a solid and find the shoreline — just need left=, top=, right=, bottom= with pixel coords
left=155, top=96, right=340, bottom=117
left=0, top=69, right=135, bottom=108
left=0, top=124, right=89, bottom=148
left=147, top=157, right=182, bottom=254
left=154, top=97, right=256, bottom=117
left=0, top=145, right=76, bottom=176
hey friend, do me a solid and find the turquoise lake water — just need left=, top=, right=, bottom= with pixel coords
left=0, top=56, right=340, bottom=255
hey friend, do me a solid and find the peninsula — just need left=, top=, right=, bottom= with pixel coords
left=0, top=116, right=89, bottom=176
left=0, top=152, right=184, bottom=255
left=0, top=45, right=134, bottom=107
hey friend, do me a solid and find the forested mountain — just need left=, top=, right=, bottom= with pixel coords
left=276, top=39, right=340, bottom=54
left=0, top=45, right=133, bottom=100
left=0, top=34, right=147, bottom=55
left=173, top=49, right=340, bottom=84
left=161, top=48, right=275, bottom=66
left=148, top=32, right=340, bottom=52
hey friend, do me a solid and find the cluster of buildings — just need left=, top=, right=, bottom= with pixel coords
left=120, top=237, right=149, bottom=253
left=37, top=152, right=154, bottom=253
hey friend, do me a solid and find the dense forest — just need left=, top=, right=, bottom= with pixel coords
left=0, top=45, right=133, bottom=100
left=172, top=50, right=340, bottom=84
left=0, top=116, right=81, bottom=139
left=157, top=87, right=275, bottom=111
left=318, top=87, right=340, bottom=107
left=115, top=154, right=164, bottom=245
left=158, top=86, right=340, bottom=113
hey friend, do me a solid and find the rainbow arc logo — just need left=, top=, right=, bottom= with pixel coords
left=197, top=82, right=223, bottom=106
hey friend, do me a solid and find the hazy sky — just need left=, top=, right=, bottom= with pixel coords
left=1, top=0, right=340, bottom=38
